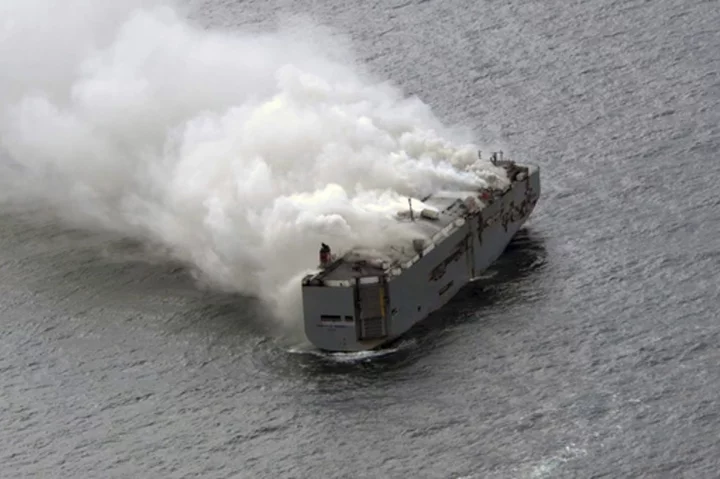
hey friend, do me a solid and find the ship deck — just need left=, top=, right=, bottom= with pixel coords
left=303, top=160, right=532, bottom=285
left=314, top=191, right=486, bottom=282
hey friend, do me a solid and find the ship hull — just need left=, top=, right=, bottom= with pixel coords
left=302, top=165, right=540, bottom=352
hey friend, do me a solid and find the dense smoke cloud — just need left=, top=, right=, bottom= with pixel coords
left=0, top=0, right=508, bottom=324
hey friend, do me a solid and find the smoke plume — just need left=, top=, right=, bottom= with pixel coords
left=0, top=0, right=508, bottom=324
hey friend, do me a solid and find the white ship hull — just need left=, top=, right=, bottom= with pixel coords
left=301, top=162, right=540, bottom=352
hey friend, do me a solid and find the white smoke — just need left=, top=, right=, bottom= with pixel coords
left=0, top=0, right=508, bottom=325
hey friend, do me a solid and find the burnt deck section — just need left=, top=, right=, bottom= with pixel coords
left=302, top=160, right=530, bottom=286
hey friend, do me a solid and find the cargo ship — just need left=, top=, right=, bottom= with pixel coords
left=301, top=153, right=540, bottom=352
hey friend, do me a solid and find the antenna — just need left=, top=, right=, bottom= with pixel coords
left=408, top=198, right=414, bottom=221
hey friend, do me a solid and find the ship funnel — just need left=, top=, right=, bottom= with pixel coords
left=319, top=243, right=332, bottom=267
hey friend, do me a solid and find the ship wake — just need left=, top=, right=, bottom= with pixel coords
left=287, top=338, right=417, bottom=363
left=0, top=0, right=508, bottom=327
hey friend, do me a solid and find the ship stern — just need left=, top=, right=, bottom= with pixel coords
left=302, top=277, right=392, bottom=352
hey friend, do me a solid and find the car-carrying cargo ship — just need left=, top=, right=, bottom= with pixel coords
left=301, top=153, right=540, bottom=352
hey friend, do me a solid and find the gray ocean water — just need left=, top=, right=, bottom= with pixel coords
left=2, top=0, right=720, bottom=477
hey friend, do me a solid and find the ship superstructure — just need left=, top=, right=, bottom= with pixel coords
left=301, top=154, right=540, bottom=352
